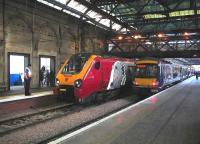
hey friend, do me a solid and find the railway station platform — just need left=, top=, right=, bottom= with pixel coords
left=50, top=76, right=200, bottom=144
left=0, top=90, right=53, bottom=103
left=0, top=90, right=55, bottom=116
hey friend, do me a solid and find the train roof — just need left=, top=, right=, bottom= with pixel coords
left=136, top=58, right=191, bottom=66
left=136, top=58, right=172, bottom=64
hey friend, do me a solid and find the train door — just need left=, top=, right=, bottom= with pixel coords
left=39, top=56, right=55, bottom=87
left=8, top=53, right=30, bottom=91
left=102, top=61, right=113, bottom=90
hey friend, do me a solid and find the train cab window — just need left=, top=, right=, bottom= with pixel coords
left=136, top=64, right=158, bottom=78
left=94, top=61, right=100, bottom=70
left=62, top=54, right=90, bottom=74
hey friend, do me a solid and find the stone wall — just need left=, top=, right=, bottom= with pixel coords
left=0, top=0, right=107, bottom=89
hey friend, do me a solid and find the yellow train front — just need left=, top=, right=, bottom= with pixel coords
left=133, top=58, right=190, bottom=94
left=133, top=59, right=160, bottom=94
left=55, top=53, right=96, bottom=102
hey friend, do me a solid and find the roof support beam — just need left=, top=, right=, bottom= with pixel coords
left=65, top=0, right=72, bottom=5
left=173, top=0, right=185, bottom=10
left=116, top=8, right=199, bottom=18
left=155, top=0, right=171, bottom=11
left=90, top=0, right=136, bottom=6
left=109, top=50, right=200, bottom=58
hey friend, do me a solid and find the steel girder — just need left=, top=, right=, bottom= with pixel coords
left=108, top=38, right=200, bottom=58
left=109, top=50, right=200, bottom=59
left=89, top=0, right=137, bottom=6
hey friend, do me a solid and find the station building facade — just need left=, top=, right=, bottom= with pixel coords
left=0, top=0, right=107, bottom=90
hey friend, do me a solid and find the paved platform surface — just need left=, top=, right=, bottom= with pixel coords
left=50, top=76, right=200, bottom=144
left=0, top=90, right=56, bottom=117
left=0, top=91, right=53, bottom=103
left=1, top=87, right=51, bottom=96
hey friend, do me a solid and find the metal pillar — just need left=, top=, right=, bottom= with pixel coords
left=2, top=0, right=5, bottom=85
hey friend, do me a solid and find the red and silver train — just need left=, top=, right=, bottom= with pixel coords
left=55, top=53, right=134, bottom=103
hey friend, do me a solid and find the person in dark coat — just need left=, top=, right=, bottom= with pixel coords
left=50, top=70, right=55, bottom=87
left=196, top=71, right=198, bottom=80
left=46, top=70, right=50, bottom=87
left=40, top=66, right=45, bottom=87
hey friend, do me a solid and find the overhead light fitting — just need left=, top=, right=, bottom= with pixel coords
left=132, top=35, right=141, bottom=39
left=183, top=32, right=189, bottom=36
left=118, top=36, right=123, bottom=40
left=158, top=33, right=164, bottom=38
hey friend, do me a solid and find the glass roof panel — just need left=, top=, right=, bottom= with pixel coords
left=37, top=0, right=62, bottom=10
left=56, top=0, right=68, bottom=3
left=82, top=9, right=103, bottom=21
left=112, top=23, right=122, bottom=31
left=99, top=19, right=110, bottom=27
left=67, top=0, right=88, bottom=13
left=87, top=11, right=99, bottom=18
left=120, top=28, right=127, bottom=32
left=63, top=9, right=80, bottom=18
left=37, top=0, right=122, bottom=31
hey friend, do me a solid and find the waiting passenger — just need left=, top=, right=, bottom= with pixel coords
left=46, top=70, right=50, bottom=87
left=195, top=72, right=198, bottom=80
left=50, top=70, right=55, bottom=87
left=40, top=66, right=45, bottom=87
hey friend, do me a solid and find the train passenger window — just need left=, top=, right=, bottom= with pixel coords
left=94, top=61, right=100, bottom=70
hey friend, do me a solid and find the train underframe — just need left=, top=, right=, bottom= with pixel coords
left=54, top=85, right=123, bottom=104
left=134, top=86, right=163, bottom=95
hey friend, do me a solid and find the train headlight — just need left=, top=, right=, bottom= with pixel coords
left=56, top=79, right=60, bottom=86
left=133, top=81, right=138, bottom=85
left=152, top=81, right=158, bottom=87
left=74, top=79, right=82, bottom=88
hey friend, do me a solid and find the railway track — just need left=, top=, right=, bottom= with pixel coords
left=0, top=89, right=131, bottom=136
left=0, top=84, right=170, bottom=136
left=0, top=103, right=82, bottom=136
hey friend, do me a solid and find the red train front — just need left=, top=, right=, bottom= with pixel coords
left=55, top=53, right=134, bottom=104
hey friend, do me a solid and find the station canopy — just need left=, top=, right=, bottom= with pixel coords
left=37, top=0, right=200, bottom=34
left=37, top=0, right=200, bottom=65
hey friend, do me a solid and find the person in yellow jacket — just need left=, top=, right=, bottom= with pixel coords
left=24, top=64, right=32, bottom=96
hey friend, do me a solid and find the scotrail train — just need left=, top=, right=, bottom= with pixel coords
left=54, top=53, right=135, bottom=104
left=133, top=58, right=194, bottom=93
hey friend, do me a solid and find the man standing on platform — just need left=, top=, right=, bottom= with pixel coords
left=24, top=64, right=32, bottom=96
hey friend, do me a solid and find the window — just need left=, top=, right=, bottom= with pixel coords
left=94, top=61, right=100, bottom=70
left=62, top=53, right=91, bottom=74
left=135, top=64, right=158, bottom=78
